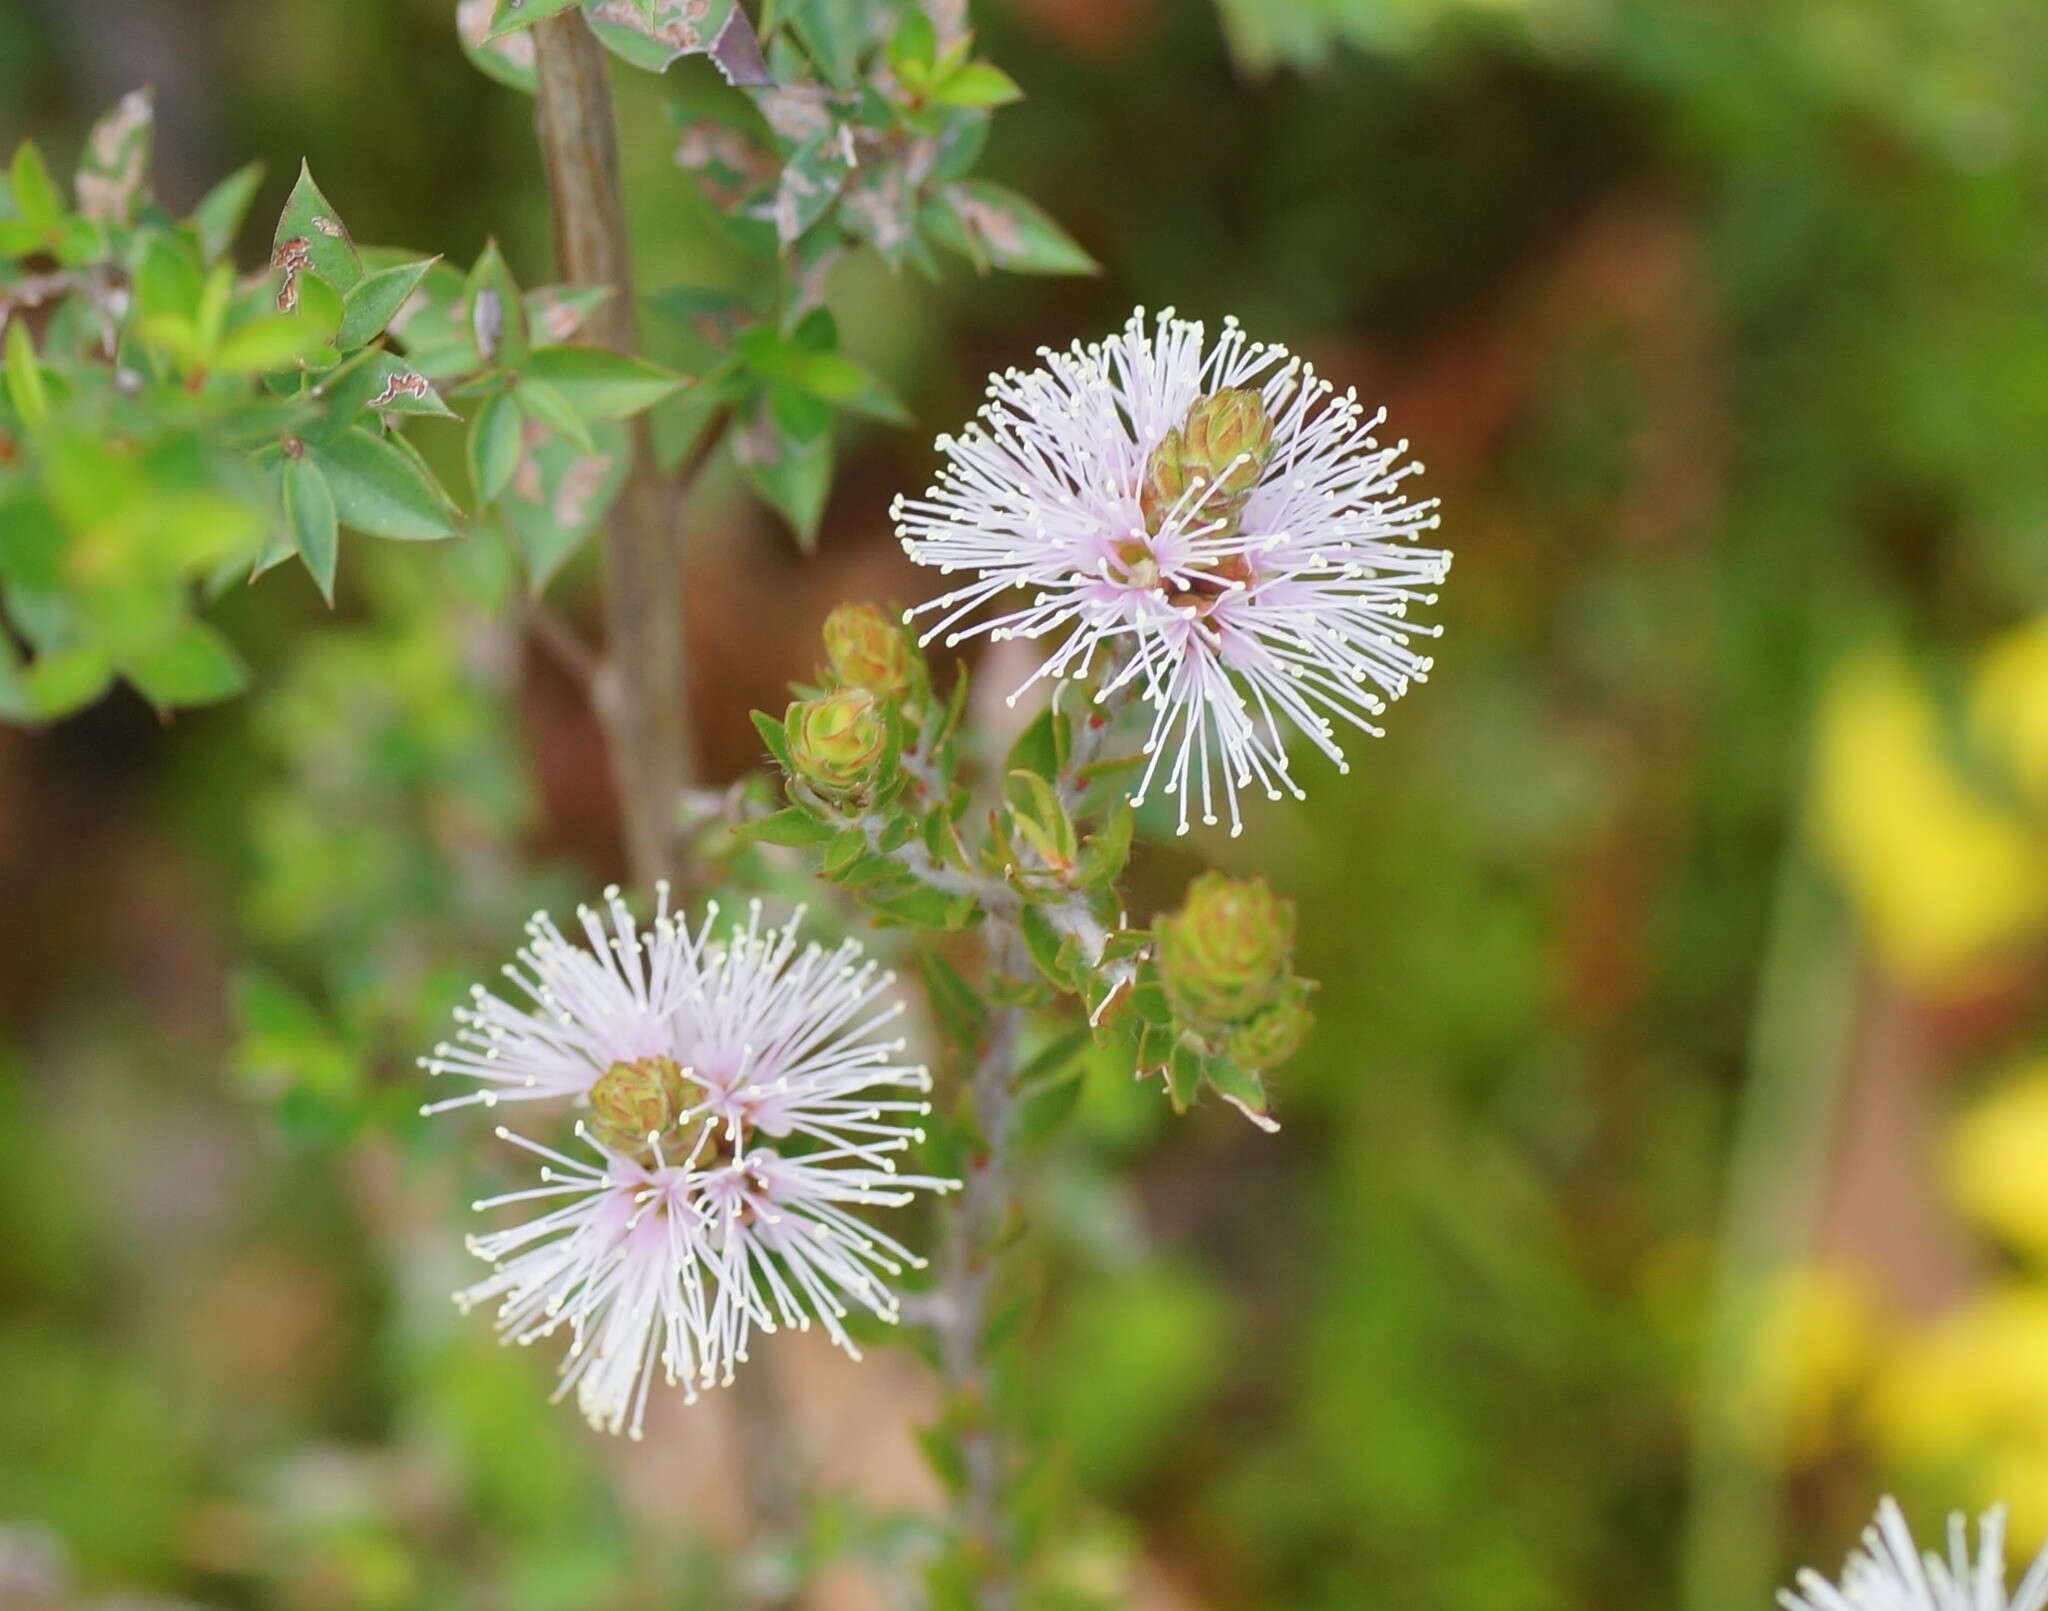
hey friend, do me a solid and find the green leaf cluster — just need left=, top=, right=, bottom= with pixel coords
left=0, top=100, right=686, bottom=721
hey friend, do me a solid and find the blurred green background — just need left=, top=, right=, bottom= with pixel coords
left=6, top=0, right=2048, bottom=1607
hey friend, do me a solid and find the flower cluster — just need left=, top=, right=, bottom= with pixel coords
left=1783, top=1498, right=2048, bottom=1611
left=424, top=886, right=953, bottom=1437
left=895, top=307, right=1449, bottom=836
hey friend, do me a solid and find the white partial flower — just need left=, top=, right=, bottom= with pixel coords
left=458, top=1127, right=716, bottom=1439
left=440, top=894, right=955, bottom=1434
left=696, top=1147, right=954, bottom=1381
left=420, top=883, right=703, bottom=1114
left=895, top=307, right=1449, bottom=835
left=1781, top=1498, right=2048, bottom=1611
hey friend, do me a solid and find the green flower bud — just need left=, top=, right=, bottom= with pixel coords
left=823, top=602, right=916, bottom=702
left=1226, top=982, right=1315, bottom=1071
left=1139, top=387, right=1275, bottom=537
left=588, top=1055, right=691, bottom=1150
left=1155, top=870, right=1296, bottom=1025
left=789, top=687, right=888, bottom=799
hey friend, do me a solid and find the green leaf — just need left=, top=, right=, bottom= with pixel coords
left=1018, top=901, right=1077, bottom=990
left=190, top=161, right=264, bottom=262
left=122, top=618, right=249, bottom=707
left=495, top=418, right=628, bottom=588
left=1005, top=703, right=1066, bottom=783
left=309, top=427, right=459, bottom=541
left=888, top=11, right=936, bottom=76
left=19, top=643, right=112, bottom=720
left=280, top=454, right=339, bottom=602
left=133, top=230, right=206, bottom=325
left=10, top=141, right=63, bottom=234
left=932, top=63, right=1023, bottom=109
left=737, top=425, right=832, bottom=549
left=482, top=0, right=582, bottom=38
left=5, top=320, right=50, bottom=428
left=1075, top=801, right=1136, bottom=889
left=919, top=949, right=988, bottom=1048
left=272, top=162, right=363, bottom=294
left=937, top=180, right=1097, bottom=276
left=323, top=352, right=456, bottom=421
left=582, top=0, right=738, bottom=71
left=522, top=344, right=684, bottom=421
left=512, top=375, right=598, bottom=455
left=780, top=0, right=862, bottom=86
left=337, top=257, right=436, bottom=351
left=457, top=4, right=539, bottom=94
left=212, top=310, right=336, bottom=373
left=467, top=389, right=523, bottom=503
left=751, top=707, right=795, bottom=772
left=465, top=241, right=529, bottom=367
left=737, top=807, right=837, bottom=848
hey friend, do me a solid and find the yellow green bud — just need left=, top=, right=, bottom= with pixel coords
left=588, top=1055, right=691, bottom=1150
left=1225, top=982, right=1315, bottom=1071
left=1155, top=870, right=1295, bottom=1025
left=1139, top=388, right=1275, bottom=536
left=823, top=602, right=916, bottom=702
left=789, top=687, right=888, bottom=799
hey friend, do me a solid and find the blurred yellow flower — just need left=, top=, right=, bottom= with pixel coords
left=1728, top=1264, right=1878, bottom=1463
left=1973, top=616, right=2048, bottom=813
left=1944, top=1060, right=2048, bottom=1265
left=1868, top=1285, right=2048, bottom=1498
left=1811, top=647, right=2048, bottom=991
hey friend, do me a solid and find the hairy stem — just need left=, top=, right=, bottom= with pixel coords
left=926, top=693, right=1124, bottom=1605
left=932, top=925, right=1027, bottom=1607
left=531, top=12, right=695, bottom=887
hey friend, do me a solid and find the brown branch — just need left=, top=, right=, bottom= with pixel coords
left=531, top=13, right=696, bottom=888
left=523, top=600, right=601, bottom=694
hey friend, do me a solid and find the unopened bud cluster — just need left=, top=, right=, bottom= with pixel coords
left=1139, top=387, right=1276, bottom=537
left=586, top=1054, right=692, bottom=1154
left=823, top=601, right=918, bottom=703
left=789, top=686, right=889, bottom=800
left=1155, top=871, right=1314, bottom=1071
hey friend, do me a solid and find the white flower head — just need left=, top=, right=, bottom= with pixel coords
left=439, top=893, right=955, bottom=1435
left=1782, top=1498, right=2048, bottom=1611
left=895, top=307, right=1449, bottom=835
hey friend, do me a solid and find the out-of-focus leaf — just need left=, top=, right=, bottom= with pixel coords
left=189, top=161, right=264, bottom=261
left=481, top=0, right=582, bottom=39
left=521, top=344, right=685, bottom=420
left=5, top=320, right=50, bottom=427
left=456, top=0, right=539, bottom=92
left=736, top=419, right=831, bottom=548
left=931, top=180, right=1097, bottom=276
left=122, top=618, right=249, bottom=707
left=72, top=88, right=153, bottom=225
left=495, top=416, right=629, bottom=589
left=17, top=643, right=113, bottom=719
left=582, top=0, right=738, bottom=72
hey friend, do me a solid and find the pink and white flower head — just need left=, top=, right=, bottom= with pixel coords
left=894, top=307, right=1449, bottom=836
left=438, top=893, right=955, bottom=1435
left=1781, top=1498, right=2048, bottom=1611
